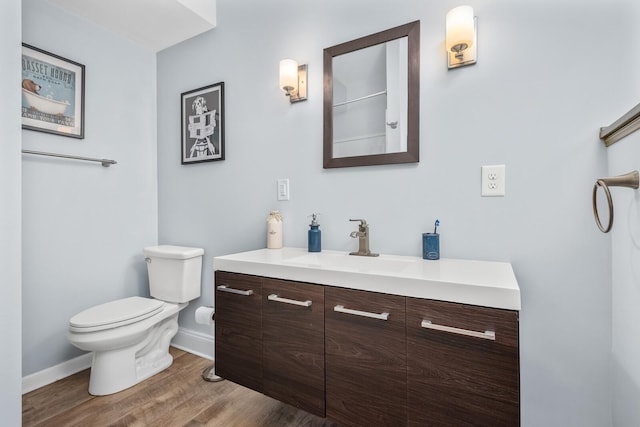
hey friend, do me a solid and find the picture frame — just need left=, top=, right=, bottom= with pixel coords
left=21, top=43, right=85, bottom=139
left=181, top=82, right=225, bottom=164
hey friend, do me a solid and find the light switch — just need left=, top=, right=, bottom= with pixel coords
left=277, top=178, right=290, bottom=201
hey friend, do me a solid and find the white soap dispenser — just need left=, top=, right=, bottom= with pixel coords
left=266, top=210, right=283, bottom=249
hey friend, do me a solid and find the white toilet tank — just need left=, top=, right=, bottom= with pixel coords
left=143, top=245, right=204, bottom=303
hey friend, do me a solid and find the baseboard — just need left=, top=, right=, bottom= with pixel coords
left=171, top=327, right=214, bottom=360
left=22, top=352, right=93, bottom=395
left=22, top=327, right=213, bottom=394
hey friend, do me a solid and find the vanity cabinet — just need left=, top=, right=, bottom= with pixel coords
left=262, top=278, right=325, bottom=416
left=214, top=268, right=520, bottom=426
left=214, top=272, right=325, bottom=417
left=325, top=287, right=407, bottom=426
left=406, top=298, right=520, bottom=426
left=214, top=271, right=263, bottom=392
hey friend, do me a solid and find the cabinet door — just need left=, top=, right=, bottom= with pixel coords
left=262, top=278, right=325, bottom=417
left=214, top=271, right=263, bottom=392
left=406, top=298, right=519, bottom=427
left=325, top=287, right=406, bottom=427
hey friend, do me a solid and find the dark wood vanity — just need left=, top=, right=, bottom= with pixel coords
left=214, top=270, right=520, bottom=426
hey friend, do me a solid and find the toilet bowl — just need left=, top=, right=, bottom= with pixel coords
left=67, top=245, right=204, bottom=396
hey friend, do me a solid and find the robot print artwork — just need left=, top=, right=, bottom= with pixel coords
left=181, top=82, right=225, bottom=164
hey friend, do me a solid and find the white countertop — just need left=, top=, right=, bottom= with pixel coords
left=213, top=247, right=521, bottom=310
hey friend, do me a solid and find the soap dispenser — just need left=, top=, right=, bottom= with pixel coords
left=308, top=213, right=321, bottom=252
left=267, top=210, right=283, bottom=249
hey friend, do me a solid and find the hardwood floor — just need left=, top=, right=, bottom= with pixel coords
left=23, top=347, right=337, bottom=427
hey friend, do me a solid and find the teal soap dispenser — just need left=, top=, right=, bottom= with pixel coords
left=308, top=213, right=321, bottom=252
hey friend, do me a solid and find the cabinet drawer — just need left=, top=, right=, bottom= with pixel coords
left=406, top=298, right=519, bottom=426
left=325, top=287, right=406, bottom=426
left=214, top=271, right=263, bottom=392
left=263, top=278, right=325, bottom=416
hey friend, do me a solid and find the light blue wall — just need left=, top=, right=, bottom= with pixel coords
left=603, top=9, right=640, bottom=423
left=608, top=105, right=640, bottom=427
left=21, top=0, right=158, bottom=376
left=1, top=0, right=23, bottom=423
left=609, top=132, right=640, bottom=427
left=156, top=0, right=636, bottom=425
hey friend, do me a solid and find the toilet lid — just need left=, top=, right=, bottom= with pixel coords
left=70, top=296, right=165, bottom=330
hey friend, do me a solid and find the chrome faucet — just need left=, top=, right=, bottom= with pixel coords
left=349, top=219, right=379, bottom=257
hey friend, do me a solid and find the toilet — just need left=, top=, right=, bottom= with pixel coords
left=68, top=245, right=204, bottom=396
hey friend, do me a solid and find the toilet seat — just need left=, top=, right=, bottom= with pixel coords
left=69, top=296, right=165, bottom=333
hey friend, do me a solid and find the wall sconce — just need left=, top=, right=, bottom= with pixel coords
left=446, top=5, right=477, bottom=69
left=279, top=59, right=307, bottom=103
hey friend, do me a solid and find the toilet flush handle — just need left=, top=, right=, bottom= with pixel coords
left=145, top=257, right=152, bottom=263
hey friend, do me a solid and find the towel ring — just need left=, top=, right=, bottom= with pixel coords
left=592, top=170, right=639, bottom=233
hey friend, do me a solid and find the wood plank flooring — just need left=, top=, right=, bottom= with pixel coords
left=23, top=347, right=338, bottom=427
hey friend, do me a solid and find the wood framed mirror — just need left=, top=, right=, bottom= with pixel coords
left=323, top=21, right=420, bottom=168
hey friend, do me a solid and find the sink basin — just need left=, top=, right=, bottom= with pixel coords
left=213, top=247, right=521, bottom=310
left=283, top=252, right=415, bottom=274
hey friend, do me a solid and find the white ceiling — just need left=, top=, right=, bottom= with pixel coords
left=47, top=0, right=216, bottom=52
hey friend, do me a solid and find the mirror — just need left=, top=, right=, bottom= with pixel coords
left=323, top=21, right=420, bottom=168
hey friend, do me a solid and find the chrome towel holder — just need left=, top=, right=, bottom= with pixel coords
left=592, top=170, right=639, bottom=233
left=22, top=149, right=117, bottom=167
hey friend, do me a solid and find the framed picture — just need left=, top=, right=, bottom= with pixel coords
left=21, top=44, right=85, bottom=139
left=181, top=82, right=225, bottom=164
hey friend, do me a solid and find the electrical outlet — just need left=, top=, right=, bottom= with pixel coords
left=481, top=165, right=505, bottom=196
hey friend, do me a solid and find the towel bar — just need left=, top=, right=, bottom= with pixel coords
left=22, top=150, right=117, bottom=167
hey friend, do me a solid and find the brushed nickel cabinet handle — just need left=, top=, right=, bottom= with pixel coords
left=421, top=320, right=496, bottom=341
left=217, top=285, right=254, bottom=296
left=334, top=304, right=389, bottom=321
left=268, top=294, right=312, bottom=307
